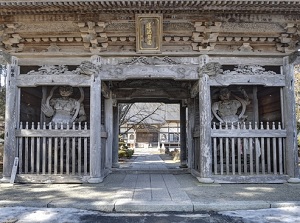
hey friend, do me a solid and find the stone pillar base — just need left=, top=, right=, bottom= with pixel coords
left=112, top=163, right=120, bottom=168
left=287, top=178, right=300, bottom=184
left=197, top=177, right=214, bottom=184
left=179, top=164, right=188, bottom=168
left=88, top=177, right=103, bottom=184
left=0, top=177, right=11, bottom=183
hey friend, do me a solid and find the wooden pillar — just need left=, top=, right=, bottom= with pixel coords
left=283, top=55, right=299, bottom=182
left=89, top=74, right=103, bottom=183
left=105, top=92, right=113, bottom=169
left=1, top=56, right=19, bottom=182
left=180, top=102, right=187, bottom=168
left=112, top=104, right=120, bottom=168
left=198, top=74, right=213, bottom=183
left=187, top=99, right=195, bottom=169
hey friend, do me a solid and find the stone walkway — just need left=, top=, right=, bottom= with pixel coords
left=108, top=148, right=192, bottom=211
left=0, top=147, right=300, bottom=213
left=113, top=148, right=192, bottom=211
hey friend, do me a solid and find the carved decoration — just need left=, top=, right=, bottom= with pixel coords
left=239, top=43, right=253, bottom=52
left=26, top=61, right=101, bottom=76
left=208, top=64, right=284, bottom=86
left=47, top=43, right=61, bottom=52
left=78, top=21, right=108, bottom=53
left=0, top=24, right=23, bottom=52
left=74, top=61, right=101, bottom=76
left=198, top=62, right=222, bottom=77
left=222, top=65, right=277, bottom=76
left=192, top=22, right=221, bottom=52
left=101, top=63, right=198, bottom=80
left=119, top=56, right=179, bottom=65
left=276, top=23, right=300, bottom=53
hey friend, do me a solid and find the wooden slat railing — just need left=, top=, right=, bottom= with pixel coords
left=16, top=122, right=90, bottom=176
left=211, top=122, right=286, bottom=176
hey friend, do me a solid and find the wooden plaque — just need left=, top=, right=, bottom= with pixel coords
left=136, top=14, right=162, bottom=53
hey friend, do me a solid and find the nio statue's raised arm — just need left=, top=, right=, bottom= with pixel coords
left=41, top=85, right=86, bottom=127
left=212, top=88, right=250, bottom=124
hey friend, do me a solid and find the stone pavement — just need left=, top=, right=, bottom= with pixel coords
left=0, top=148, right=300, bottom=213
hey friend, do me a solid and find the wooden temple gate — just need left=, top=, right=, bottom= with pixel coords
left=0, top=54, right=299, bottom=184
left=0, top=0, right=300, bottom=184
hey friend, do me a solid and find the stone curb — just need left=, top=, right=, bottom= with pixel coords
left=193, top=201, right=270, bottom=212
left=269, top=201, right=300, bottom=208
left=47, top=200, right=115, bottom=212
left=1, top=200, right=300, bottom=212
left=114, top=199, right=194, bottom=212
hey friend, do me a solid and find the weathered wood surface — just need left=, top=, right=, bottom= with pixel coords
left=16, top=75, right=91, bottom=87
left=112, top=105, right=120, bottom=168
left=3, top=57, right=19, bottom=177
left=283, top=56, right=299, bottom=178
left=100, top=64, right=199, bottom=80
left=198, top=74, right=212, bottom=178
left=10, top=157, right=19, bottom=184
left=187, top=99, right=195, bottom=169
left=89, top=74, right=102, bottom=182
left=104, top=93, right=113, bottom=169
left=209, top=74, right=285, bottom=86
left=180, top=104, right=187, bottom=167
left=15, top=129, right=91, bottom=137
left=258, top=88, right=281, bottom=122
left=211, top=121, right=286, bottom=176
left=15, top=121, right=107, bottom=176
left=211, top=129, right=286, bottom=137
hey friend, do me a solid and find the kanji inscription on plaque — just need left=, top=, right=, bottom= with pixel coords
left=136, top=14, right=162, bottom=53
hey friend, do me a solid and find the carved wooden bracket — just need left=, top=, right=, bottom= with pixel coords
left=192, top=22, right=221, bottom=52
left=276, top=23, right=300, bottom=53
left=0, top=23, right=23, bottom=52
left=78, top=21, right=108, bottom=53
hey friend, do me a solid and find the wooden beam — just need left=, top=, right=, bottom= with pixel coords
left=209, top=74, right=285, bottom=86
left=16, top=75, right=91, bottom=87
left=211, top=129, right=287, bottom=138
